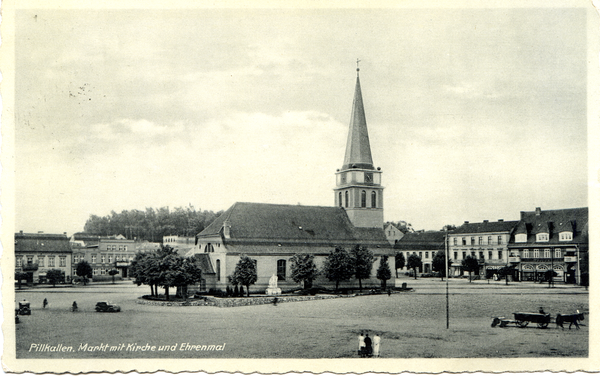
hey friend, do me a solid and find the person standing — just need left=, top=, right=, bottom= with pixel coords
left=43, top=298, right=48, bottom=309
left=358, top=333, right=365, bottom=357
left=364, top=333, right=373, bottom=357
left=373, top=334, right=381, bottom=357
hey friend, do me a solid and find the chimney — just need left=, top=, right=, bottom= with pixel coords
left=535, top=207, right=542, bottom=216
left=19, top=230, right=23, bottom=234
left=222, top=219, right=231, bottom=239
left=464, top=221, right=469, bottom=224
left=498, top=219, right=504, bottom=222
left=483, top=220, right=489, bottom=223
left=38, top=231, right=43, bottom=234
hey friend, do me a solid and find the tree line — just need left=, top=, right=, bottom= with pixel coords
left=82, top=205, right=223, bottom=242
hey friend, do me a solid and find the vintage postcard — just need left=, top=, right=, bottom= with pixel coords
left=2, top=0, right=599, bottom=374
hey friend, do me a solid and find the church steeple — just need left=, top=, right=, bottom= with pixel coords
left=334, top=64, right=384, bottom=229
left=342, top=68, right=374, bottom=170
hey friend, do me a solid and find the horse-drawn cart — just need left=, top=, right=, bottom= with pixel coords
left=491, top=312, right=552, bottom=328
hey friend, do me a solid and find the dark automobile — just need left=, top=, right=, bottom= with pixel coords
left=95, top=301, right=121, bottom=312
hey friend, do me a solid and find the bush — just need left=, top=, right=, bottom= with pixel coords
left=208, top=288, right=225, bottom=297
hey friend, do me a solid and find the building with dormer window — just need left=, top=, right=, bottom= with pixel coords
left=507, top=207, right=588, bottom=284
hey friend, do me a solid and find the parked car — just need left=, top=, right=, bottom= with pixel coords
left=95, top=301, right=121, bottom=312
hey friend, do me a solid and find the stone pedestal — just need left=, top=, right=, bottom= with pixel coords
left=266, top=287, right=282, bottom=295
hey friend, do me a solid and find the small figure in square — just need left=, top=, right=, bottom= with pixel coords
left=43, top=298, right=48, bottom=309
left=358, top=332, right=365, bottom=357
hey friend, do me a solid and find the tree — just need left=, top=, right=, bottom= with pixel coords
left=351, top=245, right=374, bottom=291
left=441, top=224, right=457, bottom=232
left=406, top=254, right=422, bottom=280
left=15, top=272, right=29, bottom=290
left=230, top=254, right=257, bottom=297
left=108, top=269, right=119, bottom=284
left=394, top=252, right=405, bottom=278
left=76, top=260, right=93, bottom=285
left=461, top=255, right=479, bottom=282
left=289, top=253, right=319, bottom=289
left=498, top=265, right=515, bottom=285
left=323, top=246, right=355, bottom=291
left=376, top=256, right=392, bottom=289
left=46, top=269, right=63, bottom=287
left=432, top=251, right=452, bottom=281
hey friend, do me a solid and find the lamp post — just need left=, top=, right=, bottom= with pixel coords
left=445, top=230, right=449, bottom=329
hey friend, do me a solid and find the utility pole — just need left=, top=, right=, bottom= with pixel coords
left=445, top=230, right=449, bottom=329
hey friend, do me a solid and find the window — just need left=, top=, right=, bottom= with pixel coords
left=338, top=192, right=342, bottom=207
left=559, top=232, right=573, bottom=241
left=119, top=245, right=123, bottom=251
left=462, top=237, right=466, bottom=245
left=101, top=255, right=106, bottom=263
left=488, top=251, right=492, bottom=260
left=216, top=259, right=221, bottom=281
left=497, top=236, right=503, bottom=245
left=454, top=252, right=458, bottom=260
left=48, top=256, right=55, bottom=267
left=515, top=233, right=527, bottom=243
left=544, top=249, right=551, bottom=258
left=453, top=238, right=457, bottom=246
left=73, top=255, right=79, bottom=264
left=498, top=250, right=503, bottom=260
left=38, top=255, right=45, bottom=267
left=361, top=191, right=366, bottom=208
left=27, top=256, right=34, bottom=264
left=205, top=243, right=214, bottom=253
left=91, top=255, right=97, bottom=263
left=93, top=268, right=99, bottom=276
left=478, top=237, right=483, bottom=245
left=345, top=191, right=349, bottom=208
left=533, top=249, right=540, bottom=258
left=16, top=257, right=22, bottom=267
left=462, top=252, right=466, bottom=259
left=488, top=236, right=492, bottom=244
left=108, top=255, right=112, bottom=263
left=419, top=252, right=422, bottom=258
left=371, top=191, right=377, bottom=208
left=471, top=251, right=476, bottom=257
left=471, top=237, right=475, bottom=245
left=425, top=252, right=429, bottom=259
left=555, top=249, right=562, bottom=258
left=124, top=246, right=127, bottom=251
left=479, top=252, right=484, bottom=259
left=277, top=259, right=286, bottom=281
left=59, top=256, right=66, bottom=267
left=536, top=233, right=549, bottom=242
left=523, top=249, right=530, bottom=258
left=100, top=269, right=106, bottom=275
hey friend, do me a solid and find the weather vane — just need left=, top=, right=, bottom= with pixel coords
left=356, top=58, right=361, bottom=72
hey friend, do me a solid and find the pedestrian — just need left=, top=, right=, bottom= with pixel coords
left=273, top=297, right=278, bottom=306
left=43, top=298, right=48, bottom=309
left=387, top=289, right=391, bottom=297
left=539, top=307, right=545, bottom=314
left=358, top=332, right=365, bottom=357
left=373, top=334, right=381, bottom=357
left=364, top=333, right=373, bottom=357
left=72, top=301, right=78, bottom=312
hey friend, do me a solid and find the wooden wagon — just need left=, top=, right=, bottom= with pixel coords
left=491, top=312, right=552, bottom=328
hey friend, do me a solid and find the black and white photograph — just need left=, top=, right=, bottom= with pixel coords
left=2, top=0, right=598, bottom=373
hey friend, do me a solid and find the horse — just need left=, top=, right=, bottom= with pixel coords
left=556, top=312, right=584, bottom=329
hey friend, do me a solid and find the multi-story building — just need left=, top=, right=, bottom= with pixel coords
left=384, top=223, right=404, bottom=245
left=15, top=231, right=72, bottom=284
left=162, top=235, right=196, bottom=254
left=394, top=231, right=445, bottom=275
left=507, top=207, right=588, bottom=284
left=71, top=234, right=136, bottom=279
left=448, top=220, right=518, bottom=278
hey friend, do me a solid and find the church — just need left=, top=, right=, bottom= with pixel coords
left=189, top=67, right=395, bottom=292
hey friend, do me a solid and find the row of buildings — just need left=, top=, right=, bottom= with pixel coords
left=15, top=68, right=589, bottom=291
left=394, top=206, right=588, bottom=283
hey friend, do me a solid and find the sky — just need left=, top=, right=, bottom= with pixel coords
left=12, top=3, right=592, bottom=236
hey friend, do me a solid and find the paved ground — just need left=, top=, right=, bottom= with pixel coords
left=14, top=278, right=588, bottom=358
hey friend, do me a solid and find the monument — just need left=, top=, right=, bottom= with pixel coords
left=266, top=274, right=282, bottom=295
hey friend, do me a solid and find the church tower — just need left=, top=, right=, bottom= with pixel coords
left=334, top=65, right=384, bottom=228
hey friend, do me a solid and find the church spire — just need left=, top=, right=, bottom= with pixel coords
left=342, top=64, right=374, bottom=170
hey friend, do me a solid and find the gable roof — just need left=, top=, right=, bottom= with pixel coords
left=451, top=220, right=518, bottom=235
left=394, top=231, right=445, bottom=251
left=514, top=207, right=588, bottom=244
left=15, top=232, right=71, bottom=253
left=198, top=202, right=391, bottom=250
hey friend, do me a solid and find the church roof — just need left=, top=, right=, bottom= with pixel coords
left=342, top=71, right=374, bottom=170
left=197, top=202, right=391, bottom=251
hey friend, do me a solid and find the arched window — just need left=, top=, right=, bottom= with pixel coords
left=361, top=191, right=366, bottom=207
left=338, top=192, right=342, bottom=207
left=216, top=259, right=221, bottom=281
left=277, top=259, right=286, bottom=281
left=205, top=243, right=214, bottom=253
left=344, top=191, right=349, bottom=207
left=371, top=191, right=377, bottom=208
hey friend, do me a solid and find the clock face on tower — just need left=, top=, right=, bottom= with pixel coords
left=365, top=172, right=373, bottom=183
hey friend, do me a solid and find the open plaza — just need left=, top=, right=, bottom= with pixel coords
left=14, top=278, right=588, bottom=359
